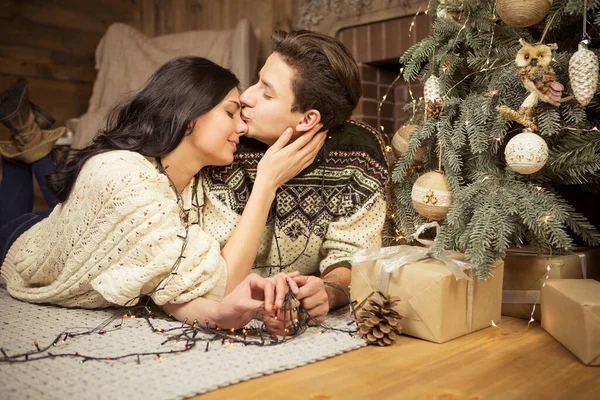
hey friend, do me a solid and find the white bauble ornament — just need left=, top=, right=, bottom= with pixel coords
left=504, top=130, right=548, bottom=174
left=411, top=171, right=452, bottom=221
left=424, top=75, right=442, bottom=103
left=569, top=41, right=599, bottom=107
left=391, top=124, right=423, bottom=161
left=496, top=0, right=551, bottom=28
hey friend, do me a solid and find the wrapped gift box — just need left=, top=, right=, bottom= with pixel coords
left=350, top=247, right=504, bottom=343
left=541, top=279, right=600, bottom=365
left=502, top=248, right=600, bottom=321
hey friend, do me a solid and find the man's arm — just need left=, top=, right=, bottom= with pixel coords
left=293, top=191, right=387, bottom=324
left=322, top=266, right=351, bottom=310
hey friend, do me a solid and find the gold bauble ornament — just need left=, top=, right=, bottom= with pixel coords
left=504, top=129, right=548, bottom=174
left=569, top=41, right=599, bottom=107
left=411, top=171, right=452, bottom=221
left=391, top=124, right=423, bottom=161
left=496, top=0, right=551, bottom=28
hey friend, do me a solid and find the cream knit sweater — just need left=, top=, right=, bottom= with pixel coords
left=1, top=150, right=227, bottom=308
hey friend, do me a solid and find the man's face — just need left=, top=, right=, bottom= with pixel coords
left=240, top=53, right=305, bottom=145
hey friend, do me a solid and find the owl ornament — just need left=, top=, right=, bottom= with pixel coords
left=497, top=39, right=572, bottom=131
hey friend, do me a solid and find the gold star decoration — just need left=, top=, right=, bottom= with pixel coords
left=423, top=190, right=438, bottom=205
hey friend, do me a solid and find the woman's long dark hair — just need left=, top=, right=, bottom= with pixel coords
left=48, top=56, right=239, bottom=203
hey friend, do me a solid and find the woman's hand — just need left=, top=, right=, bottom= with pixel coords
left=216, top=273, right=277, bottom=329
left=163, top=273, right=278, bottom=331
left=255, top=126, right=327, bottom=192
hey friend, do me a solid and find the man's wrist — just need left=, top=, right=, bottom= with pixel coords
left=324, top=284, right=337, bottom=309
left=322, top=267, right=352, bottom=310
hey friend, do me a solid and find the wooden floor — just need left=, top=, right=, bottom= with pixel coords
left=196, top=317, right=600, bottom=400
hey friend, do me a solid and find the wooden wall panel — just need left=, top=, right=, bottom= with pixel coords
left=0, top=0, right=140, bottom=140
left=0, top=0, right=295, bottom=140
left=139, top=0, right=294, bottom=64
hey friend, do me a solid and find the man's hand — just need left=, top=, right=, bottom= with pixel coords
left=292, top=275, right=329, bottom=325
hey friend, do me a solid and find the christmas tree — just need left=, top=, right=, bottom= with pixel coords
left=391, top=0, right=600, bottom=278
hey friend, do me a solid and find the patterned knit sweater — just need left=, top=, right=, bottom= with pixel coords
left=202, top=121, right=389, bottom=278
left=1, top=151, right=227, bottom=308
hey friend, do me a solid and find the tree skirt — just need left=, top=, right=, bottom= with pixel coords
left=0, top=285, right=366, bottom=399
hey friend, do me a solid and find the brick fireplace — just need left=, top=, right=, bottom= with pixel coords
left=337, top=13, right=431, bottom=138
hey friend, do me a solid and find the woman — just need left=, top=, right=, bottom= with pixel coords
left=0, top=56, right=325, bottom=329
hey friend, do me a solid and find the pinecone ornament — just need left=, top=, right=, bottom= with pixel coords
left=356, top=291, right=402, bottom=346
left=424, top=75, right=442, bottom=103
left=569, top=41, right=599, bottom=106
left=424, top=75, right=445, bottom=120
left=426, top=100, right=445, bottom=119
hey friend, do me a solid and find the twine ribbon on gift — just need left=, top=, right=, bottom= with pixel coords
left=352, top=222, right=478, bottom=333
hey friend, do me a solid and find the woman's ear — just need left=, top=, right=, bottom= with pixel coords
left=295, top=109, right=321, bottom=133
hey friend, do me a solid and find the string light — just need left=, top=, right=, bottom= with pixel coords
left=408, top=4, right=423, bottom=38
left=492, top=260, right=555, bottom=334
left=1, top=274, right=359, bottom=365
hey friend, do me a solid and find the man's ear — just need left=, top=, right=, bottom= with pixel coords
left=295, top=109, right=321, bottom=133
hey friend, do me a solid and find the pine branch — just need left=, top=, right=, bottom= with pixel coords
left=537, top=104, right=562, bottom=137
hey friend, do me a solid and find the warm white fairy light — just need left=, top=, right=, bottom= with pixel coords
left=408, top=5, right=423, bottom=37
left=491, top=262, right=555, bottom=334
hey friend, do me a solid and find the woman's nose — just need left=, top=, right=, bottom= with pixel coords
left=237, top=119, right=248, bottom=135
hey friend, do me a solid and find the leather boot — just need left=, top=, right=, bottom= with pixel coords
left=0, top=82, right=64, bottom=164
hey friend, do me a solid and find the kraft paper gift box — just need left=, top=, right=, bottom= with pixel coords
left=502, top=247, right=600, bottom=321
left=350, top=246, right=504, bottom=344
left=541, top=279, right=600, bottom=365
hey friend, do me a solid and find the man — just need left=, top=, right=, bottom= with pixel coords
left=202, top=29, right=388, bottom=327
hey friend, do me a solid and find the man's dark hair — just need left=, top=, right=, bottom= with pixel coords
left=271, top=30, right=361, bottom=131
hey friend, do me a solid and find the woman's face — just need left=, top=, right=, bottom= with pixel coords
left=186, top=88, right=247, bottom=166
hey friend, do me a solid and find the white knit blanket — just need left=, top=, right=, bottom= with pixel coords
left=0, top=285, right=365, bottom=399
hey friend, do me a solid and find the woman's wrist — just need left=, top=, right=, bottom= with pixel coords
left=251, top=176, right=277, bottom=200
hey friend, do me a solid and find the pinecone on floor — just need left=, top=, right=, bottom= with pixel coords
left=356, top=291, right=402, bottom=346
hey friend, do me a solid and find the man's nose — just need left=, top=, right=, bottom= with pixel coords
left=240, top=85, right=256, bottom=107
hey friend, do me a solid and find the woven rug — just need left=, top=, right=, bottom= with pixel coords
left=0, top=284, right=366, bottom=399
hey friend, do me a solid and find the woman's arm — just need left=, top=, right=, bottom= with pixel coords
left=163, top=273, right=277, bottom=329
left=221, top=128, right=326, bottom=294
